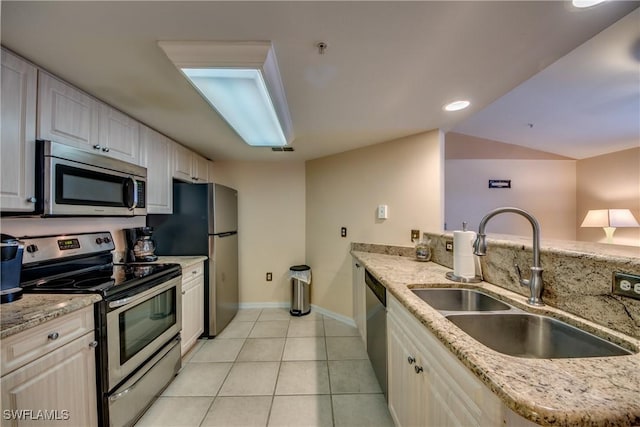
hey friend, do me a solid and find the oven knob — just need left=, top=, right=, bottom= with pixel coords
left=26, top=244, right=38, bottom=253
left=95, top=238, right=103, bottom=244
left=103, top=237, right=111, bottom=244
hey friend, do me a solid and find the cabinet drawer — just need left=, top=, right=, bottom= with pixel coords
left=1, top=306, right=94, bottom=376
left=182, top=263, right=204, bottom=281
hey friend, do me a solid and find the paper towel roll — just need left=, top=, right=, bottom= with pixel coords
left=453, top=230, right=476, bottom=278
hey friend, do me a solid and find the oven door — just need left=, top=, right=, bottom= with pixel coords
left=106, top=276, right=181, bottom=389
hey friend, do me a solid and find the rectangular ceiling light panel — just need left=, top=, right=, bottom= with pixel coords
left=159, top=41, right=293, bottom=147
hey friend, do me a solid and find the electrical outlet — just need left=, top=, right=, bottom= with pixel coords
left=341, top=227, right=347, bottom=238
left=612, top=272, right=640, bottom=300
left=266, top=272, right=273, bottom=282
left=411, top=229, right=420, bottom=241
left=445, top=240, right=454, bottom=252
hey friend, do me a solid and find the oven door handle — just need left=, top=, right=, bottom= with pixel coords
left=108, top=277, right=178, bottom=309
left=109, top=294, right=141, bottom=309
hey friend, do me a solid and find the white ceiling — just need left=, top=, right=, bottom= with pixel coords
left=453, top=6, right=640, bottom=160
left=2, top=1, right=638, bottom=162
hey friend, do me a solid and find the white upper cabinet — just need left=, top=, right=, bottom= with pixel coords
left=38, top=71, right=100, bottom=150
left=1, top=49, right=37, bottom=212
left=192, top=153, right=209, bottom=182
left=38, top=71, right=139, bottom=164
left=173, top=143, right=209, bottom=183
left=139, top=125, right=173, bottom=214
left=98, top=104, right=140, bottom=164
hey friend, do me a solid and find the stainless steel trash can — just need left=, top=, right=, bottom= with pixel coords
left=290, top=265, right=311, bottom=316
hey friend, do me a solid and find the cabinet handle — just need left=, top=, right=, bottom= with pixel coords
left=192, top=270, right=197, bottom=275
left=415, top=365, right=424, bottom=374
left=93, top=144, right=102, bottom=150
left=355, top=263, right=361, bottom=268
left=191, top=177, right=198, bottom=181
left=102, top=147, right=110, bottom=153
left=182, top=290, right=186, bottom=295
left=48, top=332, right=60, bottom=341
left=407, top=356, right=415, bottom=365
left=89, top=341, right=99, bottom=348
left=26, top=196, right=37, bottom=203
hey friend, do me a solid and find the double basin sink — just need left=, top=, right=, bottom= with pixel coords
left=411, top=288, right=633, bottom=358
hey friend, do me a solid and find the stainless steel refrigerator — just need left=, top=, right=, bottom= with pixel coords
left=148, top=182, right=238, bottom=337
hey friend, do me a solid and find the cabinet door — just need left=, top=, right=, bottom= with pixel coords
left=38, top=72, right=100, bottom=150
left=1, top=49, right=37, bottom=212
left=173, top=143, right=193, bottom=182
left=0, top=333, right=98, bottom=427
left=387, top=313, right=428, bottom=427
left=192, top=154, right=208, bottom=182
left=207, top=160, right=215, bottom=183
left=139, top=125, right=172, bottom=214
left=98, top=104, right=139, bottom=164
left=181, top=271, right=204, bottom=356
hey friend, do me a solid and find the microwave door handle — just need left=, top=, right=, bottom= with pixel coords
left=124, top=177, right=138, bottom=210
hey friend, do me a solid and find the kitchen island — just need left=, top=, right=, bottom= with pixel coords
left=352, top=250, right=640, bottom=427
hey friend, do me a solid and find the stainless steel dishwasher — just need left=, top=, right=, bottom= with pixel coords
left=365, top=269, right=387, bottom=399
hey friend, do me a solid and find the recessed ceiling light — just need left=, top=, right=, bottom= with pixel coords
left=572, top=0, right=606, bottom=8
left=443, top=100, right=470, bottom=112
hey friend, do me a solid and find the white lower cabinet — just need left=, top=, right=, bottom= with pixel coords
left=181, top=262, right=205, bottom=356
left=0, top=306, right=98, bottom=427
left=387, top=294, right=537, bottom=427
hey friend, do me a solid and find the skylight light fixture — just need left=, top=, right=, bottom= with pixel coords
left=158, top=41, right=293, bottom=147
left=444, top=100, right=470, bottom=112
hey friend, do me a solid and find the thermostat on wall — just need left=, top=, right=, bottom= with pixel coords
left=377, top=204, right=388, bottom=219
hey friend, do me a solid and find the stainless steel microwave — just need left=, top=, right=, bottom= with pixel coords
left=35, top=140, right=147, bottom=216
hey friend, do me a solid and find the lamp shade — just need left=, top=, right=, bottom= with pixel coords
left=580, top=209, right=640, bottom=228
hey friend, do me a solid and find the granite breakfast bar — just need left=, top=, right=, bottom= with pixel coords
left=352, top=247, right=640, bottom=427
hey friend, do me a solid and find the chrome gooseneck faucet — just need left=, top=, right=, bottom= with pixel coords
left=473, top=207, right=544, bottom=306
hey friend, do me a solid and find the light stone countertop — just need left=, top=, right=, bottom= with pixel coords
left=0, top=293, right=101, bottom=340
left=154, top=256, right=208, bottom=270
left=352, top=250, right=640, bottom=427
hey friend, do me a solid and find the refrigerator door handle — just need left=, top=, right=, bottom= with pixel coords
left=216, top=231, right=237, bottom=237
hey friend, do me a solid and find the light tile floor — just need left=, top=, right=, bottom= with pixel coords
left=135, top=308, right=394, bottom=427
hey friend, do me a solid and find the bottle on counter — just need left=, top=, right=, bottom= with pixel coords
left=415, top=236, right=432, bottom=262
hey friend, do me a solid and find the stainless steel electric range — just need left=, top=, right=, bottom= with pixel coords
left=19, top=231, right=182, bottom=427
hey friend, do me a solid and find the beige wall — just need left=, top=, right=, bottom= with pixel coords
left=445, top=159, right=577, bottom=240
left=306, top=130, right=444, bottom=317
left=0, top=216, right=146, bottom=257
left=576, top=147, right=640, bottom=246
left=210, top=161, right=307, bottom=305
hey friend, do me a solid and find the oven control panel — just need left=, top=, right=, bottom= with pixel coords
left=21, top=232, right=115, bottom=264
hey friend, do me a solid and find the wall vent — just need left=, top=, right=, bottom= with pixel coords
left=271, top=147, right=294, bottom=152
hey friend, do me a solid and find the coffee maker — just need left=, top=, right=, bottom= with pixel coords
left=124, top=227, right=158, bottom=262
left=1, top=234, right=24, bottom=303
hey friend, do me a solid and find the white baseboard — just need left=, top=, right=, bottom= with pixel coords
left=236, top=302, right=356, bottom=327
left=238, top=302, right=288, bottom=309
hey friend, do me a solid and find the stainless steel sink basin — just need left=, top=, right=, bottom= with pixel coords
left=446, top=313, right=633, bottom=358
left=411, top=288, right=511, bottom=312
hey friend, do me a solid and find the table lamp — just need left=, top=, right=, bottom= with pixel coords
left=580, top=209, right=640, bottom=243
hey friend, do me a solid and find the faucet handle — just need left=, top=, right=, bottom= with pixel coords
left=514, top=263, right=529, bottom=287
